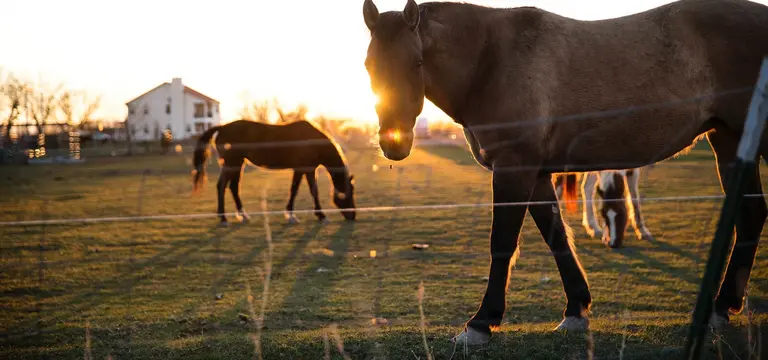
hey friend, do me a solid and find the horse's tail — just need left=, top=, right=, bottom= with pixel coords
left=562, top=173, right=578, bottom=214
left=192, top=125, right=221, bottom=194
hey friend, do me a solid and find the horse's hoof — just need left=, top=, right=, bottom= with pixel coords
left=709, top=313, right=729, bottom=329
left=319, top=218, right=330, bottom=225
left=217, top=221, right=229, bottom=228
left=236, top=212, right=251, bottom=223
left=641, top=234, right=655, bottom=241
left=451, top=327, right=490, bottom=346
left=553, top=316, right=589, bottom=332
left=286, top=216, right=300, bottom=225
left=585, top=227, right=602, bottom=239
left=640, top=231, right=655, bottom=241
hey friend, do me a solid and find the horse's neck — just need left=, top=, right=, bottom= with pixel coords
left=420, top=6, right=490, bottom=121
left=320, top=145, right=348, bottom=190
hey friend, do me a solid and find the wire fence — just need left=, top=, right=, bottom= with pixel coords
left=1, top=84, right=767, bottom=360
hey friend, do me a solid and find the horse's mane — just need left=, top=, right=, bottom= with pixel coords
left=308, top=120, right=349, bottom=170
left=372, top=2, right=535, bottom=45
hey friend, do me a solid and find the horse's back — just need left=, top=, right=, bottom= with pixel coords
left=501, top=0, right=768, bottom=169
left=547, top=0, right=768, bottom=100
left=214, top=119, right=334, bottom=170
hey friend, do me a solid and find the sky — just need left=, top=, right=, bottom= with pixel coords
left=2, top=0, right=766, bottom=125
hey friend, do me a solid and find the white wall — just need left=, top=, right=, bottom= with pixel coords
left=126, top=84, right=172, bottom=142
left=126, top=79, right=221, bottom=141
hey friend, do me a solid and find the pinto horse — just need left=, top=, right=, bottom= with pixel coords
left=362, top=0, right=768, bottom=346
left=192, top=120, right=357, bottom=225
left=554, top=170, right=654, bottom=248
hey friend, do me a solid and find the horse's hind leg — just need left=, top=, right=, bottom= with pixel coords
left=216, top=170, right=230, bottom=225
left=228, top=162, right=249, bottom=223
left=626, top=168, right=653, bottom=241
left=285, top=171, right=303, bottom=224
left=306, top=169, right=327, bottom=222
left=528, top=175, right=591, bottom=331
left=707, top=128, right=767, bottom=326
left=553, top=174, right=564, bottom=200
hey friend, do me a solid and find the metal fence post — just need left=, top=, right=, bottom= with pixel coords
left=684, top=57, right=768, bottom=360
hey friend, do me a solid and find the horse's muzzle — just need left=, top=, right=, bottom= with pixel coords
left=342, top=210, right=356, bottom=221
left=379, top=130, right=414, bottom=161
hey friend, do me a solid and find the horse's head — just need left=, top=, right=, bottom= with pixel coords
left=363, top=0, right=425, bottom=161
left=596, top=172, right=629, bottom=249
left=333, top=174, right=357, bottom=220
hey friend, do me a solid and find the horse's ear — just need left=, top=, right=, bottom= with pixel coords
left=403, top=0, right=420, bottom=31
left=349, top=174, right=355, bottom=185
left=363, top=0, right=379, bottom=32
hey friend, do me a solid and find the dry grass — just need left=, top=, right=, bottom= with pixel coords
left=0, top=142, right=767, bottom=359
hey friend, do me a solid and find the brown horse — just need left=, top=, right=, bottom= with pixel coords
left=362, top=0, right=768, bottom=345
left=555, top=170, right=654, bottom=248
left=192, top=120, right=357, bottom=225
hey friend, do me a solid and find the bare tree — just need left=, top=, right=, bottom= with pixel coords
left=26, top=83, right=63, bottom=135
left=77, top=94, right=101, bottom=130
left=275, top=101, right=308, bottom=124
left=1, top=74, right=30, bottom=141
left=239, top=96, right=311, bottom=125
left=240, top=99, right=271, bottom=122
left=58, top=91, right=74, bottom=127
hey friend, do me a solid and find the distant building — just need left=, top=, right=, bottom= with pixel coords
left=125, top=78, right=221, bottom=141
left=415, top=116, right=430, bottom=138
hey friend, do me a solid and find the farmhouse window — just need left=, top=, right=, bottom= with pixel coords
left=143, top=105, right=149, bottom=115
left=194, top=103, right=205, bottom=118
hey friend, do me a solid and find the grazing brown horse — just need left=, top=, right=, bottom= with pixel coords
left=192, top=120, right=357, bottom=225
left=362, top=0, right=768, bottom=346
left=554, top=170, right=654, bottom=248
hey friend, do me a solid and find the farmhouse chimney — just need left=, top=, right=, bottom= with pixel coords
left=170, top=78, right=184, bottom=137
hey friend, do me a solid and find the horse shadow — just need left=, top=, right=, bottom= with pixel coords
left=0, top=221, right=241, bottom=341
left=265, top=221, right=356, bottom=327
left=575, top=238, right=700, bottom=310
left=184, top=221, right=326, bottom=324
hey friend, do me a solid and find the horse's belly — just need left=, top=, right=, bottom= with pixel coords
left=549, top=116, right=707, bottom=172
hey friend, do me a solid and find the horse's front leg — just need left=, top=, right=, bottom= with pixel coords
left=580, top=172, right=602, bottom=238
left=528, top=175, right=592, bottom=331
left=454, top=164, right=537, bottom=346
left=306, top=170, right=327, bottom=223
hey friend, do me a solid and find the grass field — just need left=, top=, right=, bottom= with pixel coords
left=1, top=141, right=767, bottom=359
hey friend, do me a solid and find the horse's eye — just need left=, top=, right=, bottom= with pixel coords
left=415, top=60, right=423, bottom=68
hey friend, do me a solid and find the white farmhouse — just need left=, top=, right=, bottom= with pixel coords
left=125, top=78, right=221, bottom=141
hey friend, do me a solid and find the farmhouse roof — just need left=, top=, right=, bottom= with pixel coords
left=126, top=82, right=220, bottom=105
